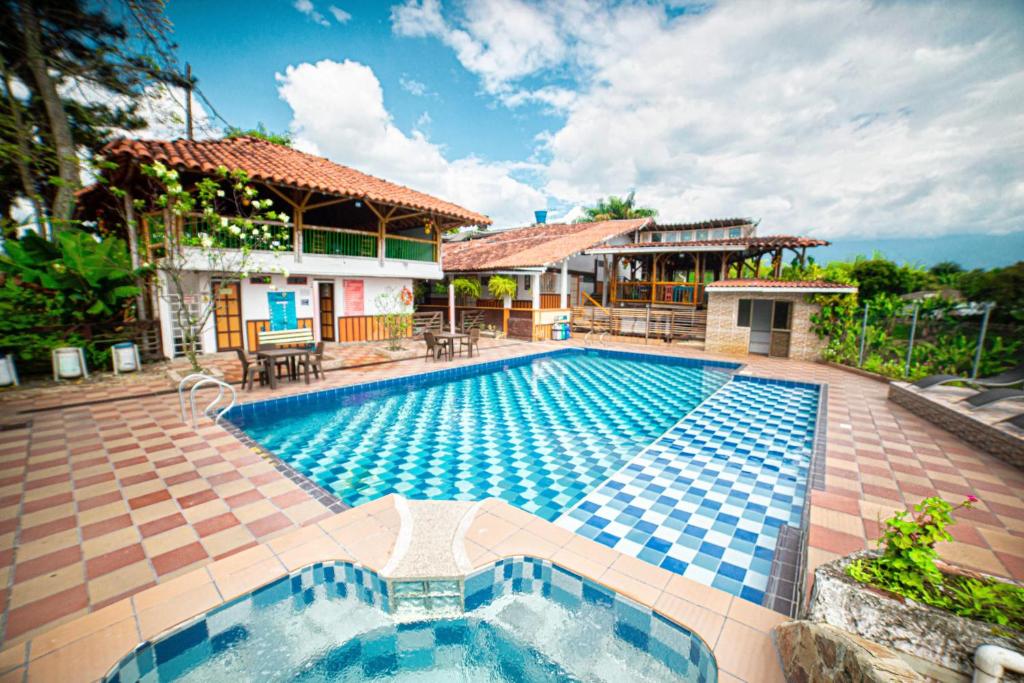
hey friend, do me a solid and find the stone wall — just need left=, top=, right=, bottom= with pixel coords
left=889, top=383, right=1024, bottom=468
left=704, top=291, right=827, bottom=361
left=775, top=621, right=926, bottom=682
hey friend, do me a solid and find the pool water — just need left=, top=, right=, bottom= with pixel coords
left=105, top=560, right=717, bottom=683
left=230, top=349, right=736, bottom=521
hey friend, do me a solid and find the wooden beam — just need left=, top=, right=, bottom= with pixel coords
left=303, top=196, right=354, bottom=212
left=263, top=183, right=302, bottom=210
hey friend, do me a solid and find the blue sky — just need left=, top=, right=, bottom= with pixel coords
left=156, top=0, right=1024, bottom=268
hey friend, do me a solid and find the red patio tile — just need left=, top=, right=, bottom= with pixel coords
left=144, top=442, right=174, bottom=453
left=808, top=524, right=865, bottom=556
left=75, top=471, right=116, bottom=488
left=153, top=455, right=188, bottom=469
left=81, top=514, right=133, bottom=541
left=86, top=544, right=146, bottom=579
left=271, top=490, right=310, bottom=509
left=225, top=489, right=262, bottom=508
left=128, top=489, right=172, bottom=510
left=139, top=513, right=188, bottom=538
left=177, top=489, right=218, bottom=509
left=164, top=470, right=201, bottom=486
left=207, top=470, right=243, bottom=486
left=193, top=512, right=241, bottom=537
left=248, top=471, right=279, bottom=486
left=810, top=490, right=860, bottom=516
left=24, top=472, right=71, bottom=490
left=22, top=492, right=73, bottom=514
left=4, top=584, right=88, bottom=639
left=120, top=471, right=159, bottom=487
left=14, top=546, right=82, bottom=582
left=20, top=516, right=77, bottom=542
left=151, top=541, right=208, bottom=576
left=78, top=490, right=123, bottom=512
left=247, top=512, right=291, bottom=538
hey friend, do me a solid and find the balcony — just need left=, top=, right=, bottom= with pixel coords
left=177, top=215, right=440, bottom=268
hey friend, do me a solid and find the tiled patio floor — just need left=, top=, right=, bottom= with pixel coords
left=1, top=336, right=1022, bottom=660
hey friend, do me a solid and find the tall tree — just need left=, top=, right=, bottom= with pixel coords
left=575, top=191, right=658, bottom=223
left=0, top=0, right=186, bottom=233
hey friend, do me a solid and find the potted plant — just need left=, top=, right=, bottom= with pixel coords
left=452, top=277, right=481, bottom=305
left=805, top=496, right=1024, bottom=678
left=486, top=275, right=517, bottom=302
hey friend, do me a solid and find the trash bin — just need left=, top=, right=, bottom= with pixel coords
left=112, top=342, right=141, bottom=374
left=52, top=347, right=88, bottom=380
left=0, top=353, right=17, bottom=387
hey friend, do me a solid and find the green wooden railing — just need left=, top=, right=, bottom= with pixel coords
left=385, top=237, right=436, bottom=262
left=302, top=228, right=378, bottom=258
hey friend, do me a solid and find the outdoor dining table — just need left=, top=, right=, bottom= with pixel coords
left=256, top=348, right=310, bottom=389
left=434, top=331, right=469, bottom=360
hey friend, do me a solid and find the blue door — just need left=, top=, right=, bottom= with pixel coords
left=268, top=291, right=297, bottom=330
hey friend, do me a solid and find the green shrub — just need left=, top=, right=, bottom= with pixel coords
left=486, top=275, right=517, bottom=299
left=847, top=496, right=1024, bottom=630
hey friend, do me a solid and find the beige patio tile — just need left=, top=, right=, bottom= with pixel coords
left=713, top=620, right=785, bottom=683
left=9, top=564, right=85, bottom=609
left=653, top=592, right=725, bottom=651
left=463, top=512, right=519, bottom=549
left=87, top=560, right=154, bottom=605
left=141, top=525, right=200, bottom=557
left=29, top=599, right=133, bottom=658
left=598, top=568, right=661, bottom=607
left=26, top=616, right=137, bottom=683
left=663, top=574, right=732, bottom=615
left=607, top=553, right=672, bottom=591
left=138, top=581, right=221, bottom=640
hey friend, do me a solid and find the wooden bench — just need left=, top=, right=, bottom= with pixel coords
left=460, top=310, right=486, bottom=332
left=257, top=327, right=315, bottom=349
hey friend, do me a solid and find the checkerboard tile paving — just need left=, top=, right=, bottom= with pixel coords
left=559, top=376, right=820, bottom=604
left=1, top=337, right=1023, bottom=649
left=229, top=350, right=735, bottom=520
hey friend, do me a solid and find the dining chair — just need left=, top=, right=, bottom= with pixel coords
left=234, top=348, right=266, bottom=390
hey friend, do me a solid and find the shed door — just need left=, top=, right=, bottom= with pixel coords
left=748, top=300, right=772, bottom=355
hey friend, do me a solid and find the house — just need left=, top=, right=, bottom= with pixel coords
left=703, top=279, right=857, bottom=360
left=78, top=136, right=490, bottom=358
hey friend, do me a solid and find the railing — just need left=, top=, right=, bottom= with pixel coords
left=385, top=236, right=436, bottom=262
left=181, top=214, right=293, bottom=251
left=178, top=374, right=236, bottom=427
left=571, top=305, right=707, bottom=341
left=471, top=295, right=561, bottom=309
left=303, top=227, right=377, bottom=258
left=614, top=281, right=705, bottom=305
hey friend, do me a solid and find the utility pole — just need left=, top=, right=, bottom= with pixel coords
left=185, top=63, right=193, bottom=140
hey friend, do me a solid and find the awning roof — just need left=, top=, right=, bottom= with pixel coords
left=706, top=279, right=856, bottom=293
left=443, top=218, right=653, bottom=272
left=586, top=235, right=828, bottom=254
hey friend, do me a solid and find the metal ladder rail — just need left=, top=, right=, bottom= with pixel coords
left=178, top=374, right=237, bottom=427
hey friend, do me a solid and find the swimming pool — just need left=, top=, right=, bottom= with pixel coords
left=229, top=349, right=738, bottom=520
left=104, top=558, right=718, bottom=682
left=227, top=348, right=820, bottom=607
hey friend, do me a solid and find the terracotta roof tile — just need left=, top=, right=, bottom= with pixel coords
left=707, top=279, right=856, bottom=290
left=597, top=235, right=829, bottom=250
left=101, top=136, right=490, bottom=226
left=442, top=218, right=653, bottom=271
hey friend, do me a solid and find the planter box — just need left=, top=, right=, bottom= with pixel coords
left=808, top=550, right=1024, bottom=678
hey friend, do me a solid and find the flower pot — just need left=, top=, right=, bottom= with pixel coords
left=807, top=550, right=1024, bottom=678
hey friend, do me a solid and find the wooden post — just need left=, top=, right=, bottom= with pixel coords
left=720, top=253, right=730, bottom=281
left=601, top=254, right=609, bottom=307
left=610, top=255, right=618, bottom=304
left=650, top=254, right=658, bottom=305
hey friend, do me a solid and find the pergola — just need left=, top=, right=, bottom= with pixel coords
left=586, top=235, right=829, bottom=307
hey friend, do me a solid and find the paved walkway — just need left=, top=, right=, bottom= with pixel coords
left=0, top=337, right=1021, bottom=660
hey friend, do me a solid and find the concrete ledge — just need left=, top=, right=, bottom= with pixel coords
left=888, top=382, right=1024, bottom=468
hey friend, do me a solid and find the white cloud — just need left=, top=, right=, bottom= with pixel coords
left=276, top=59, right=545, bottom=226
left=328, top=5, right=352, bottom=23
left=392, top=0, right=1024, bottom=240
left=294, top=0, right=329, bottom=27
left=399, top=76, right=429, bottom=96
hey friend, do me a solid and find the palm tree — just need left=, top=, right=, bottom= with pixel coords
left=574, top=191, right=658, bottom=223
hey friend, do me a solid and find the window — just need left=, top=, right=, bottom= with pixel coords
left=737, top=299, right=752, bottom=327
left=772, top=300, right=792, bottom=330
left=711, top=229, right=723, bottom=240
left=681, top=231, right=692, bottom=241
left=651, top=232, right=662, bottom=243
left=728, top=227, right=742, bottom=238
left=696, top=229, right=708, bottom=241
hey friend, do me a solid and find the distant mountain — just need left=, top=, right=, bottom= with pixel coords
left=812, top=233, right=1024, bottom=269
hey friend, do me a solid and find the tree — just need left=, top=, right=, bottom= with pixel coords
left=122, top=162, right=291, bottom=371
left=575, top=191, right=657, bottom=223
left=373, top=287, right=413, bottom=351
left=0, top=0, right=185, bottom=232
left=225, top=123, right=292, bottom=147
left=849, top=258, right=914, bottom=300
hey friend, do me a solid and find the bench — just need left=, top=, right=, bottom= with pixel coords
left=257, top=327, right=315, bottom=349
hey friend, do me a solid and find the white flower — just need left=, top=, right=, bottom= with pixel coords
left=216, top=190, right=225, bottom=197
left=228, top=225, right=241, bottom=236
left=220, top=217, right=228, bottom=227
left=199, top=235, right=213, bottom=249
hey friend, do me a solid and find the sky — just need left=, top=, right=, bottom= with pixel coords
left=147, top=0, right=1024, bottom=268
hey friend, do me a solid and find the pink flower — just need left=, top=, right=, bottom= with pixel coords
left=967, top=494, right=979, bottom=503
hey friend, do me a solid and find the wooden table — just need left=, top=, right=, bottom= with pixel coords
left=256, top=348, right=310, bottom=389
left=434, top=332, right=469, bottom=360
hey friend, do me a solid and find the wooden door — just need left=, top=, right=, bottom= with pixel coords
left=748, top=300, right=772, bottom=355
left=213, top=281, right=243, bottom=351
left=318, top=282, right=335, bottom=341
